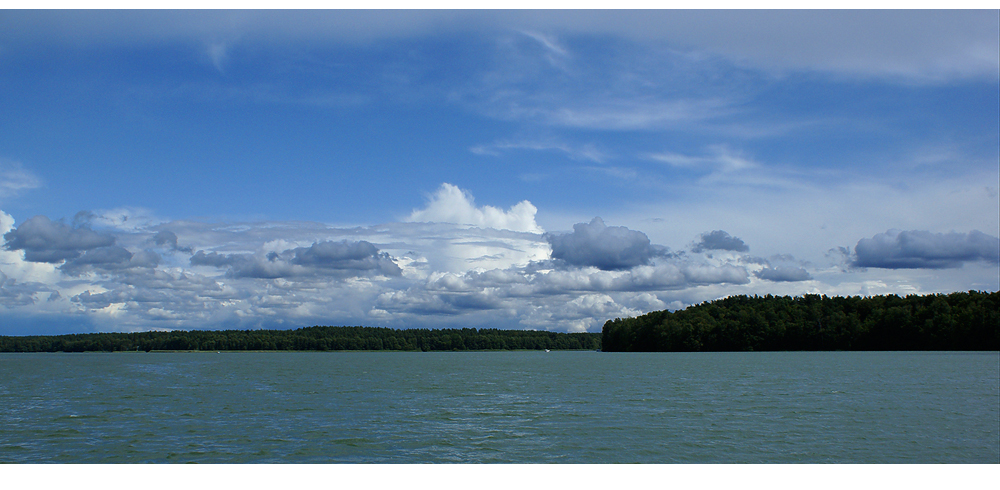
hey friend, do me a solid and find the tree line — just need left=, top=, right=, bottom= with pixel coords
left=602, top=291, right=999, bottom=352
left=3, top=291, right=996, bottom=353
left=0, top=326, right=602, bottom=353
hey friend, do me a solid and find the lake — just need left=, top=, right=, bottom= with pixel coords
left=1, top=351, right=997, bottom=463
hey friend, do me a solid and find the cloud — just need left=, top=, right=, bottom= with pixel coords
left=0, top=197, right=747, bottom=334
left=546, top=217, right=666, bottom=271
left=470, top=139, right=608, bottom=163
left=0, top=270, right=48, bottom=307
left=0, top=160, right=42, bottom=200
left=191, top=240, right=401, bottom=279
left=60, top=246, right=161, bottom=276
left=88, top=207, right=162, bottom=232
left=374, top=222, right=550, bottom=277
left=754, top=266, right=812, bottom=282
left=3, top=215, right=116, bottom=263
left=692, top=230, right=750, bottom=253
left=375, top=286, right=506, bottom=317
left=521, top=31, right=569, bottom=58
left=519, top=31, right=572, bottom=72
left=207, top=42, right=227, bottom=72
left=428, top=259, right=749, bottom=296
left=648, top=146, right=757, bottom=173
left=155, top=211, right=547, bottom=278
left=290, top=240, right=402, bottom=276
left=680, top=263, right=751, bottom=286
left=5, top=11, right=992, bottom=81
left=152, top=230, right=193, bottom=253
left=581, top=166, right=637, bottom=181
left=407, top=183, right=543, bottom=233
left=2, top=167, right=994, bottom=334
left=524, top=10, right=999, bottom=82
left=190, top=250, right=242, bottom=268
left=497, top=97, right=734, bottom=132
left=852, top=229, right=1000, bottom=269
left=368, top=253, right=752, bottom=331
left=646, top=146, right=815, bottom=189
left=219, top=254, right=296, bottom=280
left=453, top=27, right=743, bottom=133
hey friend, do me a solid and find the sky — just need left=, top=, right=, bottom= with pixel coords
left=0, top=9, right=997, bottom=335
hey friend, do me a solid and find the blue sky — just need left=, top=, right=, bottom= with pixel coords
left=0, top=10, right=998, bottom=335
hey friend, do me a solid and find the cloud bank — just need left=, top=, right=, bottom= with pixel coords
left=853, top=229, right=1000, bottom=269
left=0, top=185, right=804, bottom=333
left=3, top=173, right=999, bottom=335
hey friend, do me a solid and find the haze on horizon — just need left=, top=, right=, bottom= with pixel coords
left=0, top=10, right=997, bottom=335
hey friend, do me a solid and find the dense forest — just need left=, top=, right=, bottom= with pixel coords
left=602, top=291, right=999, bottom=352
left=0, top=326, right=602, bottom=353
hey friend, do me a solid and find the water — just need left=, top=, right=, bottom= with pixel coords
left=1, top=351, right=997, bottom=463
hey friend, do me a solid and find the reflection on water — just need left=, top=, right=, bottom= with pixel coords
left=1, top=351, right=997, bottom=463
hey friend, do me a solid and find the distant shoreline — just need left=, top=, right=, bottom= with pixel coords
left=5, top=349, right=601, bottom=353
left=0, top=326, right=602, bottom=353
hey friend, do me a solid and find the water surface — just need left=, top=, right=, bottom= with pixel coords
left=1, top=351, right=997, bottom=463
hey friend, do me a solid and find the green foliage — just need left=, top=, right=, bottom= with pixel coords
left=0, top=326, right=602, bottom=353
left=601, top=291, right=999, bottom=352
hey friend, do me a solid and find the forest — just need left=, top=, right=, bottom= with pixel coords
left=2, top=291, right=997, bottom=353
left=602, top=290, right=999, bottom=352
left=0, top=326, right=602, bottom=353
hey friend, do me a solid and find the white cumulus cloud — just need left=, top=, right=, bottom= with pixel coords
left=407, top=183, right=544, bottom=234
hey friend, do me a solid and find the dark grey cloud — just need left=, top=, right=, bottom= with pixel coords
left=0, top=271, right=45, bottom=306
left=546, top=217, right=663, bottom=271
left=3, top=215, right=115, bottom=263
left=382, top=288, right=506, bottom=316
left=190, top=240, right=401, bottom=279
left=374, top=290, right=466, bottom=317
left=754, top=266, right=812, bottom=282
left=153, top=230, right=178, bottom=247
left=191, top=251, right=292, bottom=279
left=443, top=292, right=504, bottom=311
left=72, top=289, right=121, bottom=309
left=67, top=245, right=132, bottom=267
left=228, top=256, right=297, bottom=280
left=153, top=230, right=193, bottom=253
left=692, top=230, right=749, bottom=253
left=290, top=240, right=402, bottom=276
left=60, top=246, right=161, bottom=275
left=852, top=229, right=1000, bottom=269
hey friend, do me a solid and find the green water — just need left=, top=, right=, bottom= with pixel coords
left=1, top=351, right=997, bottom=463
